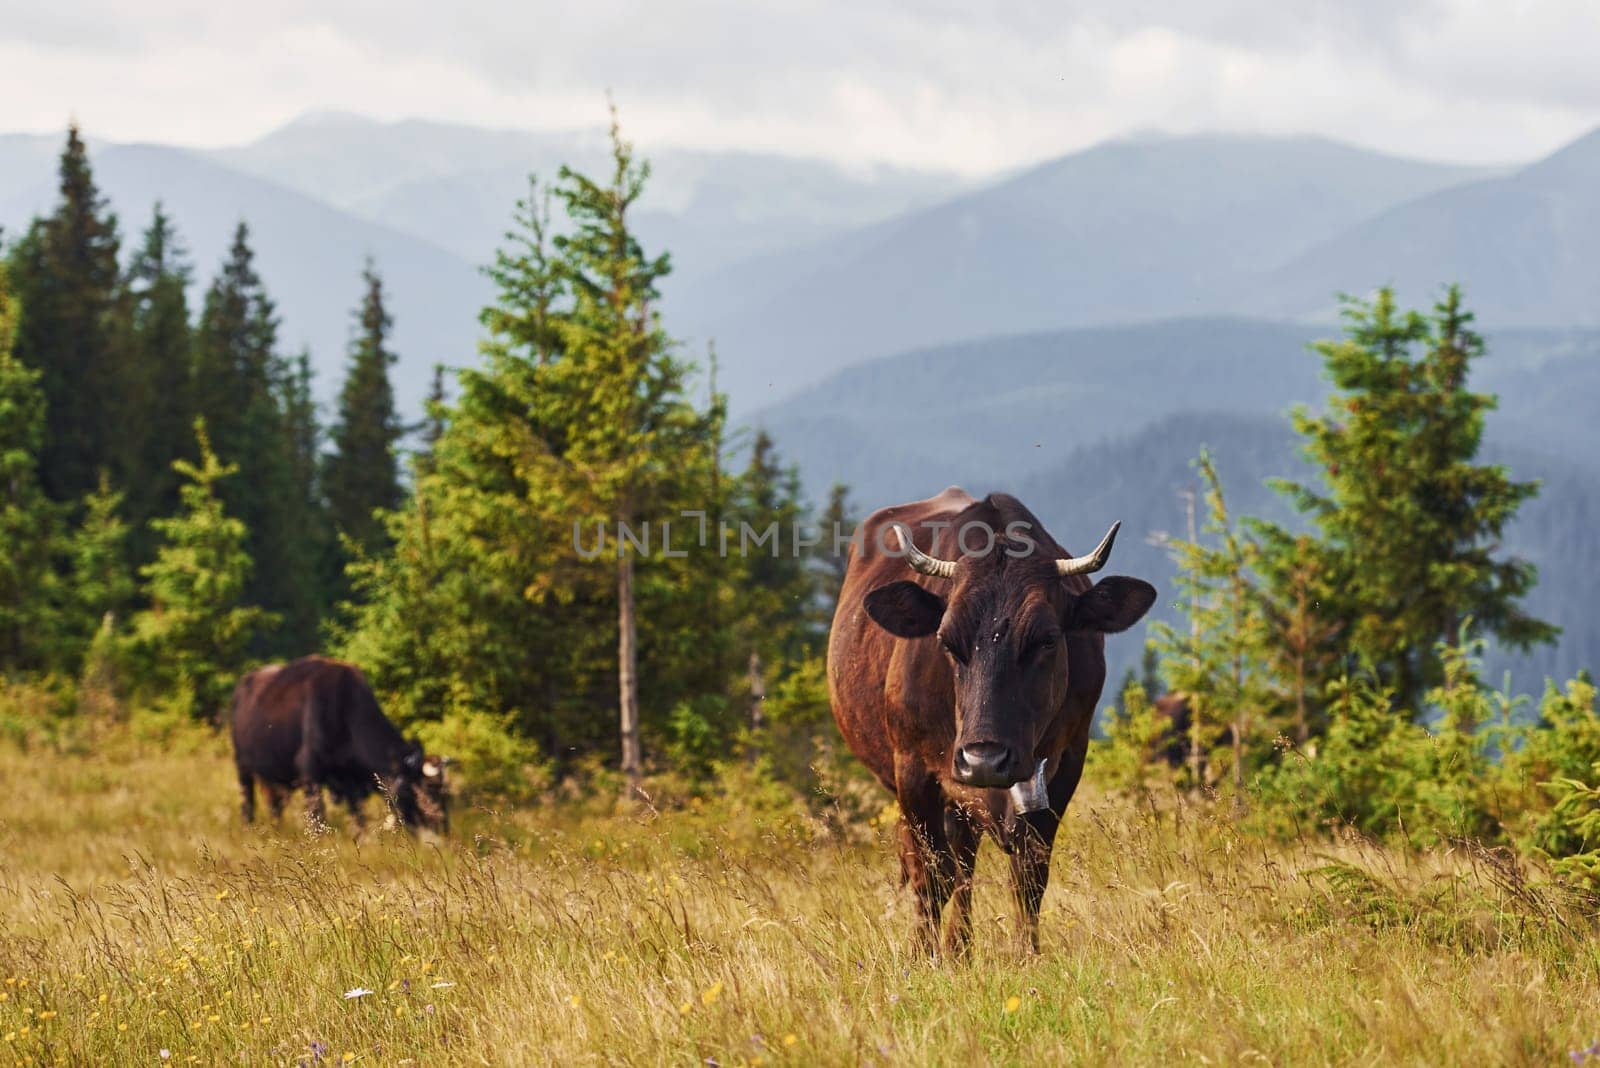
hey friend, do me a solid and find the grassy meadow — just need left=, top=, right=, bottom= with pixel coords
left=4, top=726, right=1600, bottom=1067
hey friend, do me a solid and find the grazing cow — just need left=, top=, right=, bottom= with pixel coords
left=828, top=488, right=1155, bottom=954
left=230, top=656, right=448, bottom=833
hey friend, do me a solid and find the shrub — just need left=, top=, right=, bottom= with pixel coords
left=1249, top=671, right=1500, bottom=845
left=1091, top=676, right=1171, bottom=794
left=0, top=675, right=76, bottom=751
left=412, top=709, right=550, bottom=803
left=1504, top=673, right=1600, bottom=858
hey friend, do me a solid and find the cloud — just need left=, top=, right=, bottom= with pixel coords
left=0, top=0, right=1596, bottom=172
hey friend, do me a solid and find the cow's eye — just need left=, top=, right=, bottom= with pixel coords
left=939, top=635, right=968, bottom=664
left=1024, top=638, right=1056, bottom=662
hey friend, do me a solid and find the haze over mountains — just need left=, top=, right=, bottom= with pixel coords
left=682, top=135, right=1498, bottom=402
left=0, top=113, right=965, bottom=414
left=5, top=114, right=1599, bottom=412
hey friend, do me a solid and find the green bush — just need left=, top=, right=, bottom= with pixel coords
left=1249, top=670, right=1500, bottom=845
left=664, top=693, right=737, bottom=784
left=1091, top=676, right=1171, bottom=794
left=412, top=708, right=550, bottom=803
left=1542, top=765, right=1600, bottom=892
left=1504, top=673, right=1600, bottom=858
left=0, top=675, right=76, bottom=751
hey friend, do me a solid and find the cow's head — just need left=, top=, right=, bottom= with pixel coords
left=394, top=745, right=451, bottom=833
left=864, top=520, right=1155, bottom=791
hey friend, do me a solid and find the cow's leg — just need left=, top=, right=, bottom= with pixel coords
left=1007, top=744, right=1085, bottom=952
left=303, top=783, right=327, bottom=832
left=895, top=760, right=955, bottom=957
left=298, top=751, right=328, bottom=832
left=265, top=783, right=289, bottom=821
left=1007, top=809, right=1059, bottom=954
left=238, top=768, right=256, bottom=824
left=343, top=793, right=367, bottom=836
left=941, top=806, right=980, bottom=958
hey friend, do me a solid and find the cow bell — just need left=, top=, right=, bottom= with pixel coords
left=1008, top=758, right=1051, bottom=814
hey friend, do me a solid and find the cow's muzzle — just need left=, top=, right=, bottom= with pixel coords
left=952, top=742, right=1021, bottom=788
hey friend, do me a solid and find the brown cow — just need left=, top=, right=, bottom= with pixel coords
left=230, top=656, right=448, bottom=833
left=828, top=487, right=1155, bottom=955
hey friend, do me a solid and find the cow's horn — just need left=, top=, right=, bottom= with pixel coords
left=1056, top=521, right=1121, bottom=577
left=893, top=524, right=958, bottom=579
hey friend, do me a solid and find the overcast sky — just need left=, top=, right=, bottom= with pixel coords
left=3, top=1, right=1598, bottom=175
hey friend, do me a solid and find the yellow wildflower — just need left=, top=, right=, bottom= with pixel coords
left=1004, top=996, right=1022, bottom=1014
left=783, top=1034, right=798, bottom=1047
left=701, top=981, right=723, bottom=1006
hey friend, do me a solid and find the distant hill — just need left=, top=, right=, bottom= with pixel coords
left=752, top=316, right=1600, bottom=509
left=675, top=134, right=1495, bottom=405
left=1251, top=128, right=1600, bottom=325
left=208, top=112, right=965, bottom=290
left=1, top=115, right=964, bottom=418
left=0, top=136, right=485, bottom=417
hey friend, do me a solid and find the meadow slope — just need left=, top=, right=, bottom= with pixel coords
left=3, top=730, right=1599, bottom=1066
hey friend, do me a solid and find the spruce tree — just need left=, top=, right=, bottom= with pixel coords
left=67, top=474, right=134, bottom=653
left=324, top=261, right=404, bottom=557
left=339, top=126, right=729, bottom=784
left=132, top=420, right=274, bottom=718
left=192, top=224, right=320, bottom=653
left=1247, top=526, right=1341, bottom=743
left=1276, top=287, right=1557, bottom=711
left=1153, top=451, right=1275, bottom=803
left=123, top=203, right=194, bottom=556
left=193, top=223, right=274, bottom=474
left=0, top=259, right=66, bottom=671
left=280, top=349, right=320, bottom=520
left=415, top=363, right=449, bottom=476
left=545, top=112, right=722, bottom=799
left=340, top=176, right=608, bottom=758
left=817, top=481, right=856, bottom=615
left=731, top=430, right=814, bottom=664
left=7, top=124, right=129, bottom=502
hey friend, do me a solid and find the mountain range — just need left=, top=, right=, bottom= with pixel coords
left=8, top=115, right=1600, bottom=416
left=0, top=114, right=964, bottom=414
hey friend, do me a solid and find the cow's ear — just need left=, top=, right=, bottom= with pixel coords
left=1066, top=576, right=1156, bottom=634
left=864, top=581, right=946, bottom=639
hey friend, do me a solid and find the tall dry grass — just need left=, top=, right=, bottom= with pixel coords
left=3, top=726, right=1599, bottom=1066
